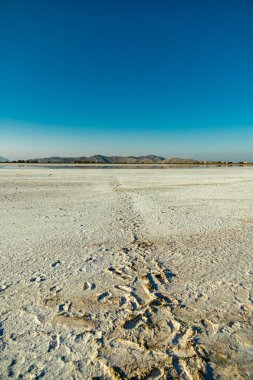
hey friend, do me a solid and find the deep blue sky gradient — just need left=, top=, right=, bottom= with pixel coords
left=0, top=0, right=253, bottom=160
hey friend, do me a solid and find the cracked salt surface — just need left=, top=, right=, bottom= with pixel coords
left=1, top=167, right=253, bottom=379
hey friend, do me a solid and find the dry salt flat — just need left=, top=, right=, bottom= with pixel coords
left=0, top=166, right=253, bottom=380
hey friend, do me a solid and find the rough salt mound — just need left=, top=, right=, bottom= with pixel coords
left=0, top=167, right=253, bottom=379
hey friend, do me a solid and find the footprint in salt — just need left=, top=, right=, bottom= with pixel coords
left=51, top=260, right=61, bottom=268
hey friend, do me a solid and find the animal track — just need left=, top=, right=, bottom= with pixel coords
left=48, top=334, right=60, bottom=352
left=0, top=284, right=9, bottom=292
left=30, top=274, right=46, bottom=283
left=95, top=261, right=211, bottom=379
left=58, top=301, right=72, bottom=313
left=89, top=180, right=214, bottom=379
left=83, top=281, right=96, bottom=291
left=107, top=266, right=132, bottom=280
left=51, top=260, right=61, bottom=268
left=97, top=291, right=112, bottom=302
left=39, top=179, right=213, bottom=379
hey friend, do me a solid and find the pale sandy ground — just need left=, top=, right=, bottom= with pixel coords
left=0, top=167, right=253, bottom=380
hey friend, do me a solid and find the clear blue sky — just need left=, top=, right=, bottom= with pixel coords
left=0, top=0, right=252, bottom=160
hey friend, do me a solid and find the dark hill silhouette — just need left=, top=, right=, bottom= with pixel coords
left=0, top=156, right=9, bottom=162
left=25, top=155, right=201, bottom=164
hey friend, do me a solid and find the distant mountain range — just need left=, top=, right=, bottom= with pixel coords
left=22, top=155, right=201, bottom=164
left=0, top=156, right=9, bottom=162
left=2, top=155, right=250, bottom=164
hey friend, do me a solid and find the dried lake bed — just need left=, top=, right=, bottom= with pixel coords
left=0, top=167, right=253, bottom=379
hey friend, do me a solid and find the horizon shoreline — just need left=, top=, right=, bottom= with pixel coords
left=1, top=162, right=252, bottom=168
